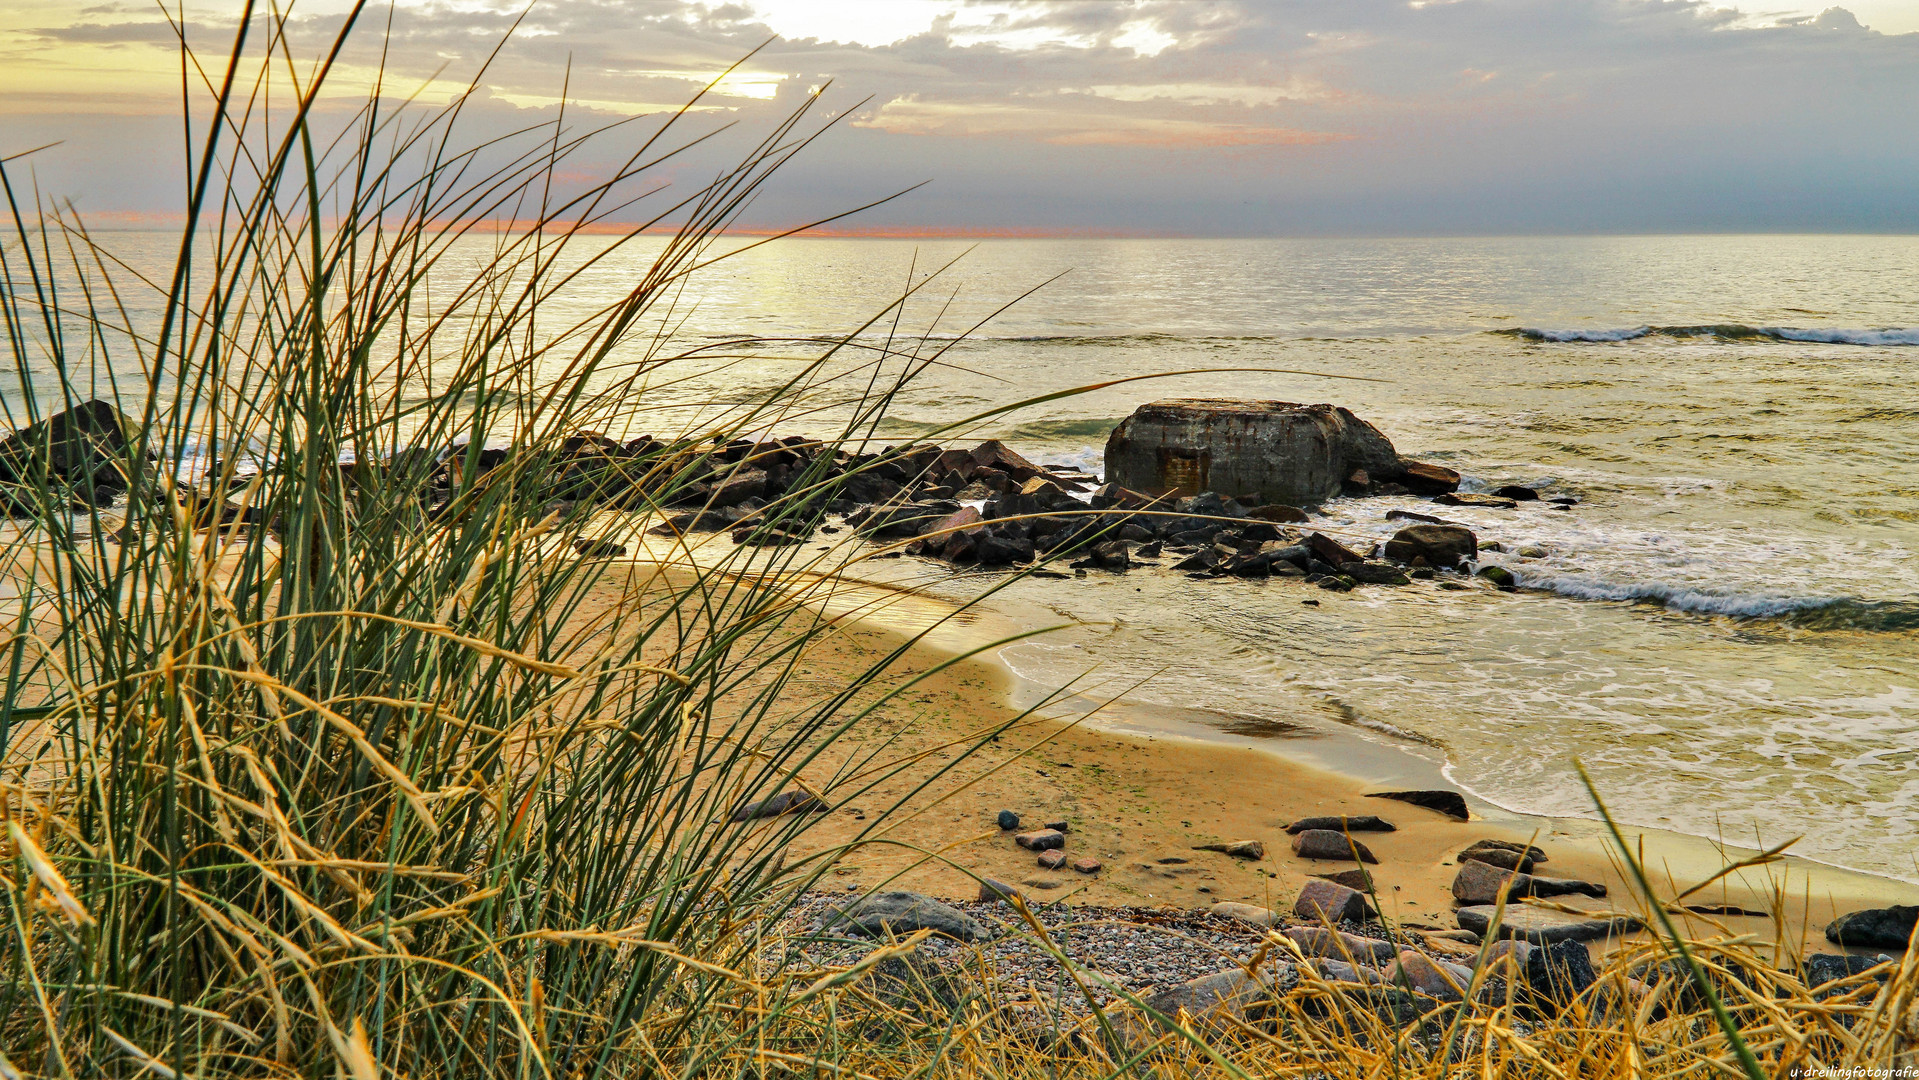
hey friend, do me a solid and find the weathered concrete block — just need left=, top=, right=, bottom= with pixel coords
left=1103, top=399, right=1402, bottom=506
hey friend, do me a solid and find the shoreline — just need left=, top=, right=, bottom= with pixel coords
left=612, top=539, right=1912, bottom=959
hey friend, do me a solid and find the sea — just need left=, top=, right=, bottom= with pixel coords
left=18, top=232, right=1919, bottom=881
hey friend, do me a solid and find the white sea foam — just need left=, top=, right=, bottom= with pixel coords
left=1491, top=563, right=1838, bottom=619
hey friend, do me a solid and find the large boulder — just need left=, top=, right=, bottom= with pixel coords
left=829, top=891, right=988, bottom=942
left=1103, top=400, right=1402, bottom=506
left=0, top=399, right=142, bottom=498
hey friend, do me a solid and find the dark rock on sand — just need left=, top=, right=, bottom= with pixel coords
left=1317, top=868, right=1376, bottom=891
left=1295, top=880, right=1372, bottom=923
left=1103, top=399, right=1402, bottom=506
left=1291, top=829, right=1379, bottom=863
left=1285, top=814, right=1396, bottom=834
left=1366, top=789, right=1470, bottom=821
left=1044, top=820, right=1070, bottom=832
left=1825, top=905, right=1919, bottom=950
left=1015, top=829, right=1066, bottom=851
left=1492, top=484, right=1540, bottom=501
left=1451, top=859, right=1606, bottom=904
left=833, top=892, right=987, bottom=942
left=1194, top=840, right=1265, bottom=860
left=1459, top=839, right=1547, bottom=873
left=730, top=790, right=826, bottom=821
left=1383, top=524, right=1477, bottom=567
left=1456, top=904, right=1639, bottom=944
left=997, top=810, right=1021, bottom=831
left=979, top=878, right=1024, bottom=904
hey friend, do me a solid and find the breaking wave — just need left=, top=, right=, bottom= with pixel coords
left=1498, top=324, right=1919, bottom=346
left=1497, top=565, right=1919, bottom=632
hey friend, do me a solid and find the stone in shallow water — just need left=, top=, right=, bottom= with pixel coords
left=1456, top=904, right=1639, bottom=944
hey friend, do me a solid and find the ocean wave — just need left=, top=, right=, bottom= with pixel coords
left=1498, top=565, right=1919, bottom=631
left=1498, top=324, right=1919, bottom=346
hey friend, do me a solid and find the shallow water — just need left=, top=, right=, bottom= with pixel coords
left=23, top=231, right=1919, bottom=880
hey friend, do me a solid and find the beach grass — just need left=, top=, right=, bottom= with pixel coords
left=2, top=10, right=1916, bottom=1079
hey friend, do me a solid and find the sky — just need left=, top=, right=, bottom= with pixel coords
left=1, top=0, right=1916, bottom=235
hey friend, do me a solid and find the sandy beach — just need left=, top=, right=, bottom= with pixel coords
left=606, top=544, right=1907, bottom=961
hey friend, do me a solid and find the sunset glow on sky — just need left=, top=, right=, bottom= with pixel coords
left=2, top=0, right=1916, bottom=234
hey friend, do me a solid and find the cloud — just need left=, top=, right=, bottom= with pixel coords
left=2, top=0, right=1916, bottom=234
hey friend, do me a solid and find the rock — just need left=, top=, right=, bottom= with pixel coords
left=978, top=878, right=1023, bottom=904
left=1295, top=880, right=1371, bottom=923
left=927, top=505, right=986, bottom=543
left=1476, top=565, right=1517, bottom=589
left=1194, top=840, right=1265, bottom=860
left=1394, top=950, right=1471, bottom=1002
left=1284, top=926, right=1396, bottom=963
left=1044, top=820, right=1069, bottom=832
left=0, top=399, right=141, bottom=495
left=572, top=538, right=628, bottom=558
left=1316, top=575, right=1355, bottom=592
left=1451, top=860, right=1606, bottom=904
left=1456, top=904, right=1639, bottom=944
left=1307, top=532, right=1365, bottom=569
left=1213, top=902, right=1280, bottom=927
left=1825, top=905, right=1919, bottom=950
left=996, top=810, right=1020, bottom=831
left=706, top=467, right=768, bottom=507
left=1285, top=814, right=1396, bottom=834
left=1524, top=939, right=1598, bottom=1005
left=970, top=440, right=1041, bottom=482
left=1347, top=560, right=1411, bottom=585
left=1459, top=839, right=1547, bottom=873
left=1491, top=485, right=1540, bottom=501
left=1801, top=953, right=1894, bottom=987
left=1398, top=461, right=1461, bottom=495
left=1071, top=857, right=1102, bottom=874
left=1291, top=829, right=1379, bottom=863
left=1386, top=509, right=1447, bottom=524
left=850, top=500, right=963, bottom=539
left=1014, top=829, right=1066, bottom=851
left=731, top=524, right=808, bottom=546
left=1134, top=966, right=1292, bottom=1028
left=1382, top=524, right=1478, bottom=567
left=1366, top=789, right=1470, bottom=821
left=1478, top=939, right=1533, bottom=971
left=1246, top=504, right=1310, bottom=523
left=729, top=790, right=826, bottom=821
left=1011, top=475, right=1081, bottom=514
left=1436, top=492, right=1518, bottom=509
left=1317, top=868, right=1376, bottom=891
left=1036, top=850, right=1067, bottom=870
left=1103, top=399, right=1403, bottom=505
left=1071, top=540, right=1131, bottom=571
left=832, top=891, right=987, bottom=942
